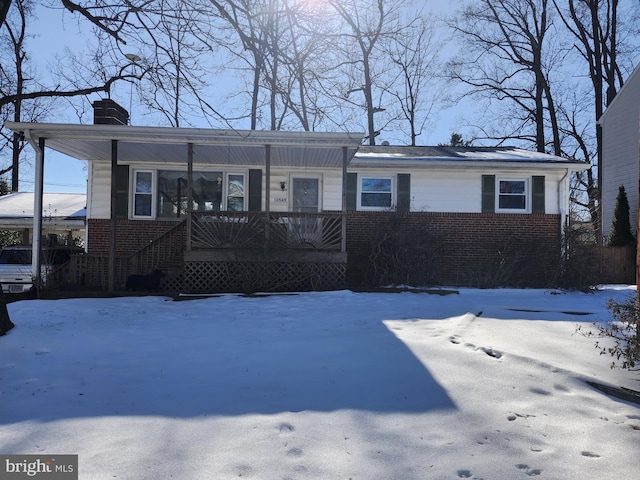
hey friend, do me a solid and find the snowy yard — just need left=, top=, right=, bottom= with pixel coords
left=1, top=286, right=639, bottom=479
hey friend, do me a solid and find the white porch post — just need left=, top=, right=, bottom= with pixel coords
left=108, top=139, right=118, bottom=293
left=186, top=143, right=193, bottom=251
left=26, top=133, right=44, bottom=294
left=265, top=144, right=271, bottom=244
left=341, top=146, right=348, bottom=253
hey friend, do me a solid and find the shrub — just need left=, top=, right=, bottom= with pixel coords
left=577, top=293, right=640, bottom=370
left=608, top=185, right=635, bottom=246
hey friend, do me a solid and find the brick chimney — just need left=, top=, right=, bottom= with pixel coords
left=93, top=99, right=129, bottom=125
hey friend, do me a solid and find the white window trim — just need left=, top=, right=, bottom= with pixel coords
left=131, top=169, right=155, bottom=219
left=357, top=175, right=395, bottom=211
left=496, top=177, right=529, bottom=213
left=225, top=172, right=248, bottom=212
left=130, top=169, right=249, bottom=219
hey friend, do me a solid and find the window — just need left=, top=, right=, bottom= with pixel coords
left=133, top=170, right=246, bottom=219
left=227, top=174, right=245, bottom=212
left=359, top=177, right=393, bottom=210
left=133, top=171, right=153, bottom=217
left=497, top=179, right=527, bottom=212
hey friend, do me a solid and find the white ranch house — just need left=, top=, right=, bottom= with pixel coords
left=5, top=100, right=588, bottom=292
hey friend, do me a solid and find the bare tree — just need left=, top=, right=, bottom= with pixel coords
left=0, top=0, right=55, bottom=190
left=447, top=0, right=562, bottom=155
left=329, top=0, right=411, bottom=145
left=552, top=0, right=633, bottom=243
left=115, top=0, right=227, bottom=127
left=386, top=15, right=441, bottom=146
left=0, top=0, right=10, bottom=27
left=207, top=0, right=276, bottom=130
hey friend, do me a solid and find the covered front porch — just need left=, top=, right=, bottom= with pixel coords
left=5, top=119, right=363, bottom=293
left=69, top=209, right=347, bottom=293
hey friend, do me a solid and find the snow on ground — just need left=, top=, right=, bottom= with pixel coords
left=1, top=286, right=639, bottom=479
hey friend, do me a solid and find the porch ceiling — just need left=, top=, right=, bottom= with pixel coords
left=4, top=123, right=365, bottom=169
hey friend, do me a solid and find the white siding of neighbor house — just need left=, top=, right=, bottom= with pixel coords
left=599, top=65, right=640, bottom=240
left=87, top=161, right=567, bottom=218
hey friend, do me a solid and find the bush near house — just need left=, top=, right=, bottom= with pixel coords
left=608, top=185, right=635, bottom=247
left=578, top=293, right=640, bottom=370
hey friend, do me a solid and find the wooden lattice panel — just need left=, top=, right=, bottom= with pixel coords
left=181, top=261, right=346, bottom=294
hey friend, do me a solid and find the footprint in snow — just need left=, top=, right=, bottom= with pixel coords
left=479, top=347, right=503, bottom=359
left=279, top=422, right=295, bottom=434
left=457, top=470, right=472, bottom=478
left=581, top=451, right=601, bottom=458
left=286, top=447, right=303, bottom=458
left=530, top=387, right=552, bottom=396
left=516, top=464, right=542, bottom=476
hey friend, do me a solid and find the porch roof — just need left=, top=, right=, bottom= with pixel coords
left=4, top=122, right=365, bottom=169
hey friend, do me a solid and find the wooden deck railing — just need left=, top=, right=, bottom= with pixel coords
left=190, top=211, right=345, bottom=252
left=129, top=219, right=187, bottom=272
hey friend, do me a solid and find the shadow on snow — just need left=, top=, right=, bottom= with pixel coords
left=1, top=294, right=455, bottom=422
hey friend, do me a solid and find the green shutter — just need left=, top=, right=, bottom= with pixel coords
left=532, top=176, right=545, bottom=214
left=346, top=173, right=357, bottom=211
left=482, top=175, right=495, bottom=213
left=397, top=174, right=411, bottom=212
left=115, top=165, right=129, bottom=219
left=248, top=169, right=262, bottom=211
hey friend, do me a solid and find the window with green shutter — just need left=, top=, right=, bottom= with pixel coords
left=397, top=174, right=411, bottom=212
left=482, top=175, right=496, bottom=213
left=532, top=176, right=545, bottom=214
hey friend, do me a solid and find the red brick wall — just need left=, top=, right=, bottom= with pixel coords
left=87, top=219, right=183, bottom=256
left=87, top=213, right=561, bottom=288
left=346, top=212, right=561, bottom=288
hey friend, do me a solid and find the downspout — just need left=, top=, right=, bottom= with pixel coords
left=558, top=169, right=571, bottom=255
left=24, top=130, right=44, bottom=295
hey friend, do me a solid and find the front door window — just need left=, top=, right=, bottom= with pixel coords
left=292, top=178, right=319, bottom=213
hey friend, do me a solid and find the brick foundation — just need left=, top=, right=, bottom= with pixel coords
left=86, top=213, right=561, bottom=289
left=86, top=219, right=183, bottom=256
left=346, top=212, right=561, bottom=288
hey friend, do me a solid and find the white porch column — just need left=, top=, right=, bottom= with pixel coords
left=341, top=146, right=348, bottom=253
left=108, top=140, right=118, bottom=293
left=25, top=133, right=44, bottom=293
left=186, top=143, right=194, bottom=251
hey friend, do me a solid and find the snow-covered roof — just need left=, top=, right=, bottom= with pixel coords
left=352, top=145, right=589, bottom=171
left=0, top=192, right=86, bottom=230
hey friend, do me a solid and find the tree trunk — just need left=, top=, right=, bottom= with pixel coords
left=0, top=290, right=15, bottom=336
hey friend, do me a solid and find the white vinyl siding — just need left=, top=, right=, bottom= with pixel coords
left=599, top=66, right=640, bottom=239
left=350, top=169, right=562, bottom=214
left=87, top=161, right=113, bottom=219
left=87, top=162, right=567, bottom=219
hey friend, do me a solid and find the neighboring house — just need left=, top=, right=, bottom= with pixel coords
left=0, top=192, right=86, bottom=244
left=598, top=63, right=640, bottom=241
left=5, top=100, right=588, bottom=292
